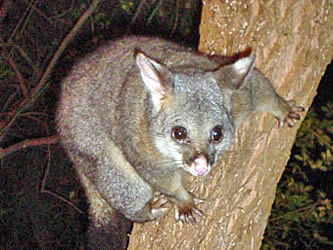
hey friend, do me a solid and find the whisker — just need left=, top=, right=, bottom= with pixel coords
left=149, top=159, right=184, bottom=176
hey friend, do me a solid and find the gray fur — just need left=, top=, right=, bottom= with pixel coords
left=56, top=36, right=302, bottom=240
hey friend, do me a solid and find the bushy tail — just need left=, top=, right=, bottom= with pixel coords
left=87, top=207, right=133, bottom=250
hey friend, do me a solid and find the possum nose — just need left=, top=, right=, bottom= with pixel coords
left=190, top=154, right=211, bottom=176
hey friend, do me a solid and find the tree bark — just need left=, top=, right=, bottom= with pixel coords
left=128, top=0, right=332, bottom=249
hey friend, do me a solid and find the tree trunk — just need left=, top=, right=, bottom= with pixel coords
left=128, top=0, right=332, bottom=249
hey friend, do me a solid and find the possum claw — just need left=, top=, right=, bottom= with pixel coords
left=174, top=196, right=204, bottom=224
left=152, top=194, right=168, bottom=207
left=151, top=207, right=168, bottom=219
left=150, top=193, right=169, bottom=219
left=279, top=104, right=305, bottom=128
left=193, top=197, right=205, bottom=204
left=284, top=105, right=305, bottom=128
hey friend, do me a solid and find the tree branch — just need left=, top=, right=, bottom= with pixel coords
left=0, top=0, right=101, bottom=139
left=0, top=135, right=59, bottom=159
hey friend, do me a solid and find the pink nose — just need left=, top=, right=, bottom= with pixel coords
left=191, top=155, right=210, bottom=176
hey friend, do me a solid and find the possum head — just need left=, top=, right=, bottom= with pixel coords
left=135, top=51, right=255, bottom=176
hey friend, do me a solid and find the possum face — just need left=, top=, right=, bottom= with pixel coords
left=135, top=52, right=237, bottom=176
left=148, top=71, right=235, bottom=176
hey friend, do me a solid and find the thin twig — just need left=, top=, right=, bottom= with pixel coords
left=23, top=0, right=54, bottom=24
left=40, top=144, right=84, bottom=215
left=170, top=0, right=179, bottom=37
left=147, top=0, right=163, bottom=25
left=0, top=0, right=101, bottom=138
left=131, top=0, right=147, bottom=24
left=7, top=51, right=29, bottom=97
left=0, top=135, right=59, bottom=159
left=269, top=200, right=320, bottom=223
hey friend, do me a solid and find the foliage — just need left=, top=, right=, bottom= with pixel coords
left=262, top=65, right=333, bottom=249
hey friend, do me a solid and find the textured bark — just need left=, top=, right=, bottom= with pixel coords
left=128, top=0, right=332, bottom=249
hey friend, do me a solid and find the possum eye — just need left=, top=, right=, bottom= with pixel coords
left=210, top=126, right=223, bottom=143
left=172, top=126, right=187, bottom=143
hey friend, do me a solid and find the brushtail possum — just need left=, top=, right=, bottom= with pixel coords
left=56, top=36, right=303, bottom=247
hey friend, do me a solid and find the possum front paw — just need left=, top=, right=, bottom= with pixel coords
left=283, top=105, right=305, bottom=127
left=278, top=100, right=305, bottom=128
left=132, top=194, right=168, bottom=222
left=149, top=194, right=169, bottom=220
left=175, top=197, right=204, bottom=223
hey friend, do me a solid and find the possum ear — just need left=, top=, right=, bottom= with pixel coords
left=135, top=51, right=172, bottom=111
left=231, top=53, right=256, bottom=88
left=216, top=52, right=256, bottom=90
